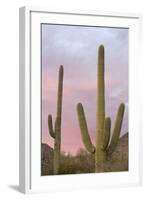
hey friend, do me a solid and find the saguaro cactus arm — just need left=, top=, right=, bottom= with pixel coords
left=102, top=117, right=111, bottom=150
left=77, top=103, right=95, bottom=153
left=107, top=103, right=125, bottom=155
left=48, top=114, right=55, bottom=139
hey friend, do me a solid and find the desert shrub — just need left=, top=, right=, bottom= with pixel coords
left=59, top=149, right=94, bottom=174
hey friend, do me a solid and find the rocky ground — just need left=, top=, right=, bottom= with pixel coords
left=41, top=133, right=128, bottom=175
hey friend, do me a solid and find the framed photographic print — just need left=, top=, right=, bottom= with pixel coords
left=19, top=7, right=142, bottom=193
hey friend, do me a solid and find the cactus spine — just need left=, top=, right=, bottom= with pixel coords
left=48, top=65, right=64, bottom=175
left=77, top=45, right=125, bottom=172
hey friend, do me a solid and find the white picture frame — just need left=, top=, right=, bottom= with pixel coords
left=19, top=6, right=142, bottom=194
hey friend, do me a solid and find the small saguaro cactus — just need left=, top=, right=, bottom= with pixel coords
left=77, top=45, right=125, bottom=172
left=48, top=65, right=64, bottom=175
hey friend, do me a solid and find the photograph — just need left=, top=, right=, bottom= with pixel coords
left=41, top=24, right=128, bottom=176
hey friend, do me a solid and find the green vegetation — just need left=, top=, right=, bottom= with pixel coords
left=41, top=133, right=128, bottom=175
left=48, top=65, right=64, bottom=175
left=77, top=45, right=126, bottom=172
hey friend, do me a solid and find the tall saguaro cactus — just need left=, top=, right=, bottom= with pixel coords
left=77, top=45, right=125, bottom=172
left=48, top=65, right=64, bottom=175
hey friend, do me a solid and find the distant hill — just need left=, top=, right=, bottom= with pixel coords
left=41, top=133, right=128, bottom=175
left=105, top=133, right=128, bottom=172
left=41, top=143, right=54, bottom=175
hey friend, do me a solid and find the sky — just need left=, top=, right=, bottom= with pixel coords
left=41, top=24, right=128, bottom=155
